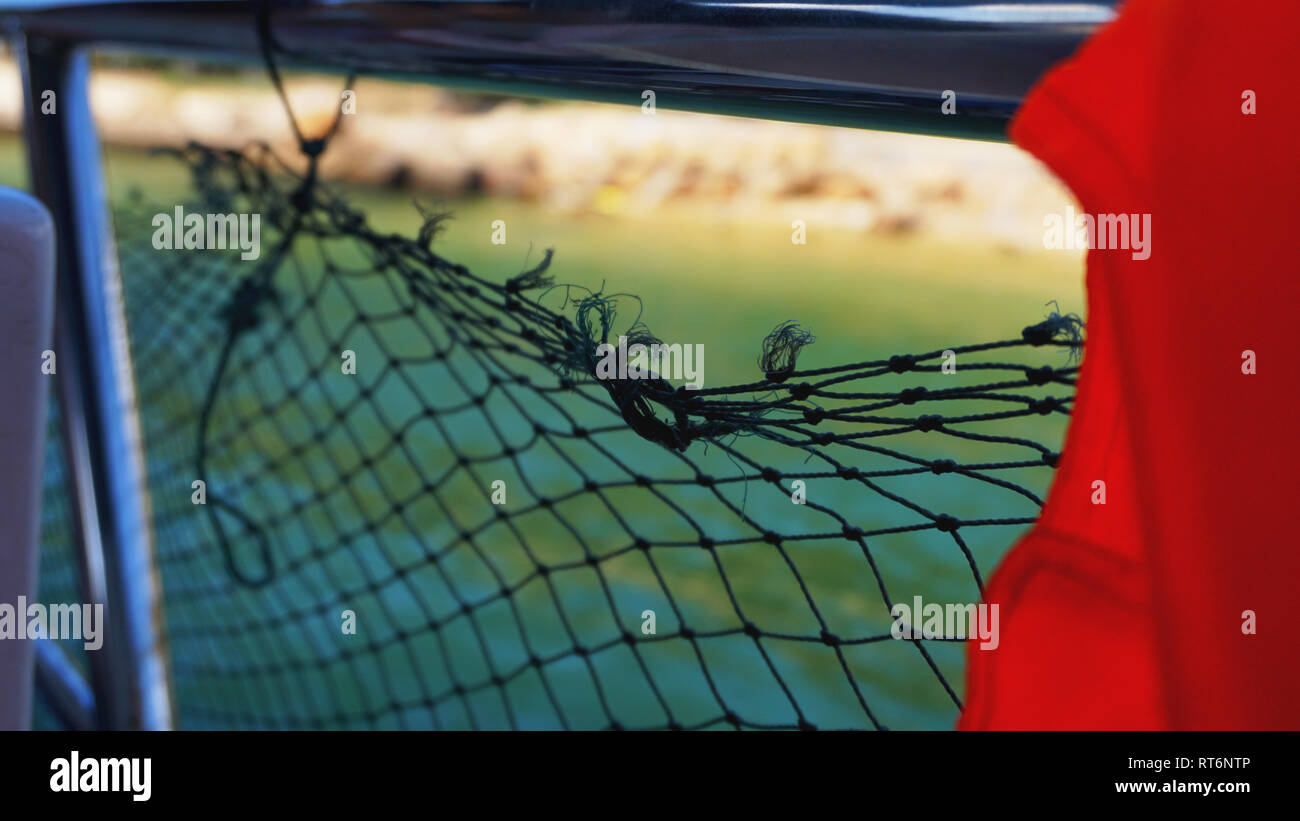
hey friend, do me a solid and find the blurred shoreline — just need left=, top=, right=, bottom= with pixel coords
left=0, top=60, right=1081, bottom=251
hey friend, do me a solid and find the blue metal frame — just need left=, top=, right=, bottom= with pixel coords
left=17, top=34, right=172, bottom=730
left=5, top=0, right=1116, bottom=140
left=34, top=640, right=96, bottom=731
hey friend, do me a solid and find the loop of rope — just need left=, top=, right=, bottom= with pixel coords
left=196, top=2, right=357, bottom=586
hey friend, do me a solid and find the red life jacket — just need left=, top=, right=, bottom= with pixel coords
left=961, top=0, right=1300, bottom=730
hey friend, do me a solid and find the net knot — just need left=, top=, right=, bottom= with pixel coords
left=1025, top=365, right=1055, bottom=386
left=1028, top=396, right=1062, bottom=415
left=930, top=458, right=957, bottom=475
left=218, top=276, right=278, bottom=334
left=915, top=414, right=943, bottom=432
left=900, top=386, right=928, bottom=404
left=290, top=186, right=313, bottom=213
left=1022, top=301, right=1085, bottom=360
left=1021, top=323, right=1053, bottom=346
left=934, top=514, right=960, bottom=533
left=299, top=138, right=327, bottom=158
left=888, top=354, right=916, bottom=373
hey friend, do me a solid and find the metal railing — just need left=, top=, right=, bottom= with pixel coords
left=16, top=36, right=172, bottom=730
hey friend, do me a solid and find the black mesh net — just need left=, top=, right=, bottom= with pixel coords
left=28, top=33, right=1083, bottom=728
left=70, top=117, right=1082, bottom=729
left=32, top=396, right=90, bottom=730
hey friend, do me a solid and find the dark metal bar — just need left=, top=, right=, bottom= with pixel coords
left=3, top=0, right=1116, bottom=140
left=18, top=34, right=173, bottom=731
left=34, top=639, right=96, bottom=731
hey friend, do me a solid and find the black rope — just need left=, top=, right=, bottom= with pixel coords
left=193, top=4, right=355, bottom=585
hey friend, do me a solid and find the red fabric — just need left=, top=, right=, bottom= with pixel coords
left=961, top=0, right=1300, bottom=729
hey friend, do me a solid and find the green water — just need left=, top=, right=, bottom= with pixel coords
left=13, top=135, right=1085, bottom=729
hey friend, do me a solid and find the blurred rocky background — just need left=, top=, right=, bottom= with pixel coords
left=0, top=53, right=1078, bottom=252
